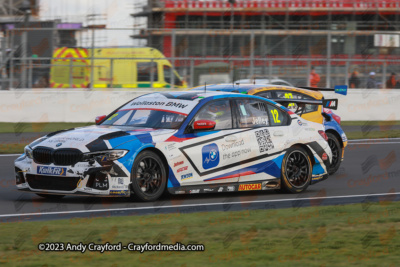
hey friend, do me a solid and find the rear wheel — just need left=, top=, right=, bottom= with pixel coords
left=327, top=132, right=342, bottom=175
left=36, top=194, right=65, bottom=199
left=130, top=151, right=167, bottom=202
left=281, top=146, right=312, bottom=193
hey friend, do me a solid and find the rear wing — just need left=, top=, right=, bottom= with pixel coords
left=298, top=85, right=348, bottom=96
left=271, top=98, right=338, bottom=110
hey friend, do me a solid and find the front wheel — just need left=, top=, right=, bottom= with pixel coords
left=130, top=151, right=167, bottom=202
left=327, top=132, right=342, bottom=175
left=280, top=146, right=312, bottom=193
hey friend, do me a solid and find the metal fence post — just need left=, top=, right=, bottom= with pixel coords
left=21, top=31, right=27, bottom=88
left=382, top=61, right=387, bottom=89
left=250, top=31, right=254, bottom=80
left=190, top=59, right=194, bottom=87
left=345, top=60, right=350, bottom=87
left=9, top=30, right=14, bottom=89
left=109, top=58, right=114, bottom=88
left=150, top=58, right=154, bottom=88
left=268, top=60, right=272, bottom=81
left=171, top=29, right=176, bottom=88
left=1, top=37, right=6, bottom=90
left=28, top=58, right=33, bottom=88
left=307, top=59, right=311, bottom=87
left=90, top=28, right=95, bottom=89
left=69, top=58, right=73, bottom=88
left=326, top=32, right=331, bottom=87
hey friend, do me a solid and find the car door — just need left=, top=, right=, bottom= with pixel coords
left=175, top=99, right=243, bottom=186
left=232, top=97, right=291, bottom=184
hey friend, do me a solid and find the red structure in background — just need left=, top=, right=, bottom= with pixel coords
left=133, top=0, right=400, bottom=58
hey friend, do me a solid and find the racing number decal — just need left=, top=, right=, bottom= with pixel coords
left=271, top=109, right=281, bottom=123
left=284, top=93, right=295, bottom=108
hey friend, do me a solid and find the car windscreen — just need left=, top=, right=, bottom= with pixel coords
left=101, top=109, right=187, bottom=129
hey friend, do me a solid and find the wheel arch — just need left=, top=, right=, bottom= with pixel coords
left=290, top=143, right=316, bottom=166
left=325, top=129, right=343, bottom=148
left=137, top=147, right=170, bottom=179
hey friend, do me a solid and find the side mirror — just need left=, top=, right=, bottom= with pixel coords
left=95, top=115, right=107, bottom=125
left=193, top=120, right=216, bottom=131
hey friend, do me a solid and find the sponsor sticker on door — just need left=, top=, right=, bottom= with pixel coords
left=202, top=143, right=220, bottom=170
left=238, top=184, right=262, bottom=191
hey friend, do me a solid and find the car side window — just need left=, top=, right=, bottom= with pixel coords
left=235, top=99, right=270, bottom=128
left=192, top=99, right=232, bottom=130
left=266, top=103, right=289, bottom=126
left=255, top=91, right=273, bottom=98
left=274, top=91, right=318, bottom=114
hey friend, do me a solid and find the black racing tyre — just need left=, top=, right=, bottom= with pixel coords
left=326, top=132, right=342, bottom=175
left=36, top=194, right=65, bottom=199
left=280, top=146, right=312, bottom=193
left=130, top=151, right=167, bottom=202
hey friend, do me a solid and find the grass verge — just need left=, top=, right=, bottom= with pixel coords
left=1, top=201, right=400, bottom=266
left=0, top=122, right=94, bottom=134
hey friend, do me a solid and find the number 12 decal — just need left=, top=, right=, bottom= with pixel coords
left=271, top=109, right=281, bottom=123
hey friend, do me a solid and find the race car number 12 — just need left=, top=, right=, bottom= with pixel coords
left=271, top=109, right=281, bottom=123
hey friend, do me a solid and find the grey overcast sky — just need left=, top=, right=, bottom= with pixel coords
left=39, top=0, right=146, bottom=47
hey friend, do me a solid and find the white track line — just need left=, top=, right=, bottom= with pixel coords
left=0, top=192, right=399, bottom=219
left=348, top=142, right=400, bottom=145
left=0, top=154, right=21, bottom=157
left=349, top=138, right=400, bottom=141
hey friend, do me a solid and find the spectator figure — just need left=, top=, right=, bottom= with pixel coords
left=366, top=72, right=378, bottom=89
left=349, top=70, right=360, bottom=88
left=386, top=73, right=398, bottom=89
left=309, top=66, right=320, bottom=87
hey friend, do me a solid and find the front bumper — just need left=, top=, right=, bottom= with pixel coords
left=15, top=155, right=132, bottom=197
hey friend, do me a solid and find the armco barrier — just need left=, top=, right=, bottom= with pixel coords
left=0, top=88, right=398, bottom=122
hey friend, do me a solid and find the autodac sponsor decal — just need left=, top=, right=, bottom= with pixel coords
left=202, top=143, right=220, bottom=169
left=181, top=173, right=193, bottom=180
left=238, top=184, right=262, bottom=191
left=37, top=166, right=67, bottom=176
left=255, top=129, right=274, bottom=153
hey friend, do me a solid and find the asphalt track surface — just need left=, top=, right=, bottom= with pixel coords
left=0, top=138, right=400, bottom=222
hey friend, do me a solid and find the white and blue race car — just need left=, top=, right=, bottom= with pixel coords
left=15, top=91, right=332, bottom=201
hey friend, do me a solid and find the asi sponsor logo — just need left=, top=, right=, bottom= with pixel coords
left=37, top=166, right=66, bottom=176
left=238, top=184, right=262, bottom=191
left=297, top=120, right=302, bottom=126
left=181, top=173, right=193, bottom=180
left=202, top=143, right=220, bottom=170
left=174, top=161, right=184, bottom=167
left=109, top=190, right=129, bottom=196
left=177, top=166, right=188, bottom=173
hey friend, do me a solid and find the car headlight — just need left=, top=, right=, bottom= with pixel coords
left=82, top=150, right=129, bottom=162
left=24, top=146, right=33, bottom=159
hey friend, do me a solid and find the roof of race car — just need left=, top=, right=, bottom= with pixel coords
left=135, top=91, right=277, bottom=103
left=191, top=83, right=323, bottom=100
left=117, top=91, right=281, bottom=116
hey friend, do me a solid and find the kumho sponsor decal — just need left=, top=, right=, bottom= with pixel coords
left=37, top=166, right=66, bottom=176
left=238, top=184, right=261, bottom=191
